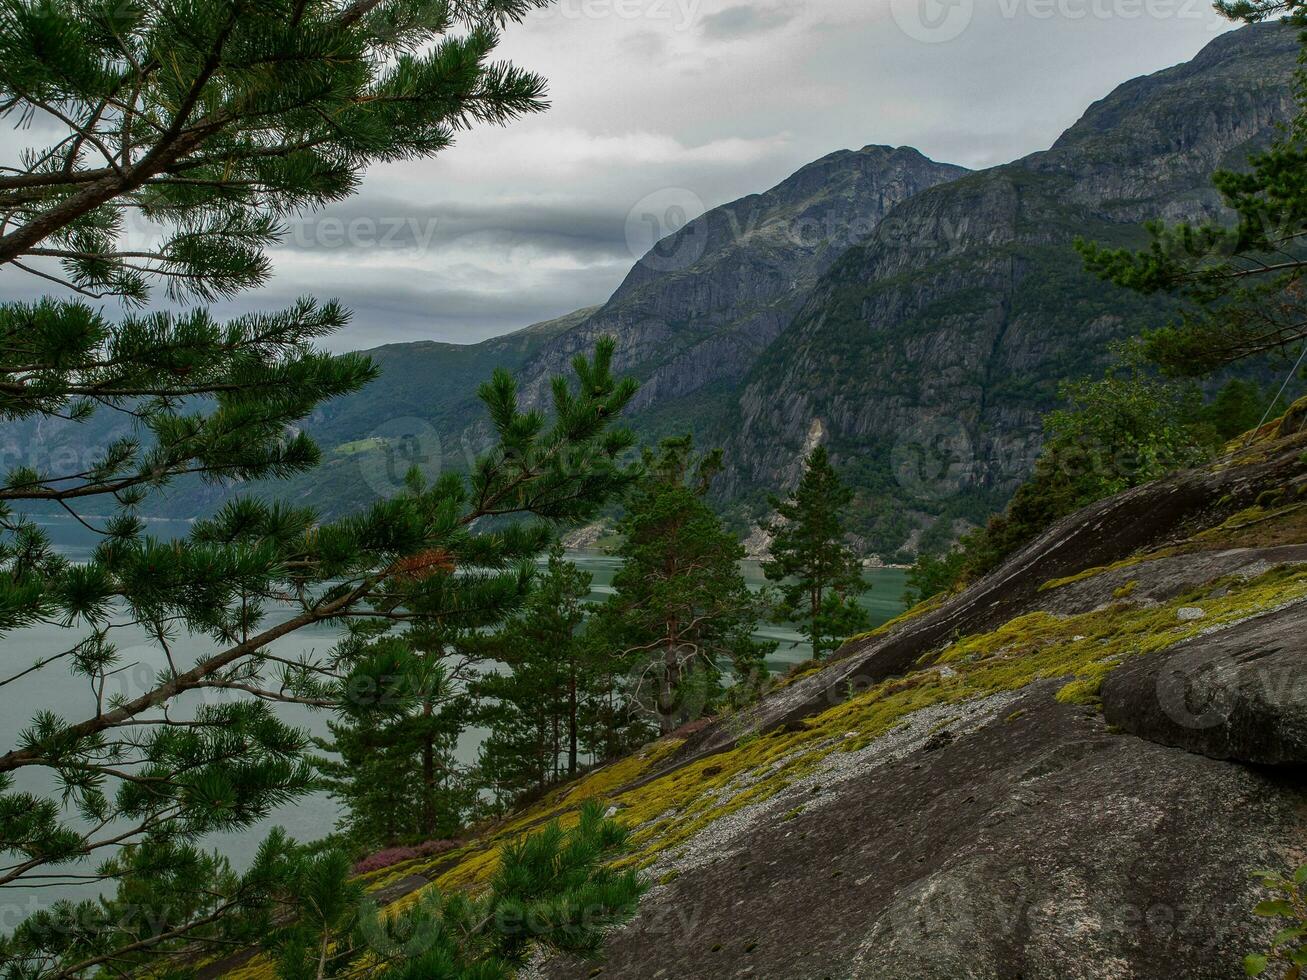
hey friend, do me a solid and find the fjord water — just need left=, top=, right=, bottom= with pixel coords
left=1, top=517, right=905, bottom=925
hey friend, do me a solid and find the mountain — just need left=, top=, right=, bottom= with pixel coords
left=72, top=24, right=1299, bottom=542
left=307, top=305, right=595, bottom=449
left=512, top=145, right=970, bottom=432
left=719, top=22, right=1300, bottom=554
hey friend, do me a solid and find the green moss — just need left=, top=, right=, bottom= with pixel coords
left=1055, top=677, right=1104, bottom=705
left=1039, top=555, right=1149, bottom=591
left=1112, top=580, right=1139, bottom=600
left=1180, top=502, right=1307, bottom=553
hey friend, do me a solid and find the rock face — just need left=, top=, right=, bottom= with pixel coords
left=1102, top=604, right=1307, bottom=766
left=721, top=22, right=1300, bottom=552
left=513, top=147, right=969, bottom=422
left=546, top=688, right=1300, bottom=980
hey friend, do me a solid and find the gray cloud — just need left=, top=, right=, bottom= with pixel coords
left=0, top=2, right=1240, bottom=353
left=280, top=196, right=631, bottom=262
left=205, top=263, right=630, bottom=349
left=700, top=4, right=797, bottom=40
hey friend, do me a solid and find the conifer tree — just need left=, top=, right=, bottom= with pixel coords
left=281, top=800, right=646, bottom=979
left=762, top=446, right=869, bottom=660
left=317, top=627, right=478, bottom=849
left=475, top=544, right=596, bottom=804
left=598, top=437, right=771, bottom=734
left=0, top=1, right=643, bottom=968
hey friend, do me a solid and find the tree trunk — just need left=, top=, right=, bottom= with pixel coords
left=811, top=585, right=823, bottom=658
left=568, top=662, right=579, bottom=777
left=659, top=637, right=681, bottom=735
left=421, top=698, right=436, bottom=838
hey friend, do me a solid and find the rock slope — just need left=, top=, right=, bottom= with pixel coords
left=212, top=402, right=1307, bottom=980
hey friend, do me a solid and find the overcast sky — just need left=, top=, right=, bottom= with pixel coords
left=1, top=0, right=1237, bottom=350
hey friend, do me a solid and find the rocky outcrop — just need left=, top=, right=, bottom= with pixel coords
left=1102, top=604, right=1307, bottom=766
left=545, top=686, right=1301, bottom=980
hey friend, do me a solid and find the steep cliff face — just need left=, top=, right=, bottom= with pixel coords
left=514, top=146, right=969, bottom=421
left=722, top=23, right=1300, bottom=553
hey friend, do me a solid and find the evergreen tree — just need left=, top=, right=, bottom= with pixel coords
left=577, top=612, right=657, bottom=765
left=598, top=437, right=772, bottom=735
left=1077, top=2, right=1307, bottom=374
left=317, top=628, right=478, bottom=850
left=474, top=544, right=648, bottom=806
left=0, top=1, right=643, bottom=968
left=474, top=544, right=597, bottom=804
left=285, top=800, right=646, bottom=979
left=0, top=803, right=645, bottom=978
left=762, top=446, right=869, bottom=660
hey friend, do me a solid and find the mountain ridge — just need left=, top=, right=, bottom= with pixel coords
left=719, top=20, right=1300, bottom=553
left=46, top=23, right=1300, bottom=543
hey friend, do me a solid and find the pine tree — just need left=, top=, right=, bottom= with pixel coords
left=598, top=437, right=772, bottom=735
left=475, top=544, right=595, bottom=805
left=0, top=803, right=646, bottom=979
left=0, top=1, right=643, bottom=969
left=473, top=544, right=648, bottom=806
left=762, top=446, right=869, bottom=660
left=1076, top=3, right=1307, bottom=374
left=317, top=628, right=478, bottom=850
left=280, top=800, right=646, bottom=979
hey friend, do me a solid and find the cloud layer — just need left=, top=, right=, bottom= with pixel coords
left=0, top=0, right=1237, bottom=349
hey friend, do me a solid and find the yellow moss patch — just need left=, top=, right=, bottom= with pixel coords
left=1177, top=502, right=1307, bottom=554
left=1038, top=554, right=1151, bottom=591
left=1112, top=580, right=1139, bottom=600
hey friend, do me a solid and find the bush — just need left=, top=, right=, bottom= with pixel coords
left=352, top=839, right=459, bottom=875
